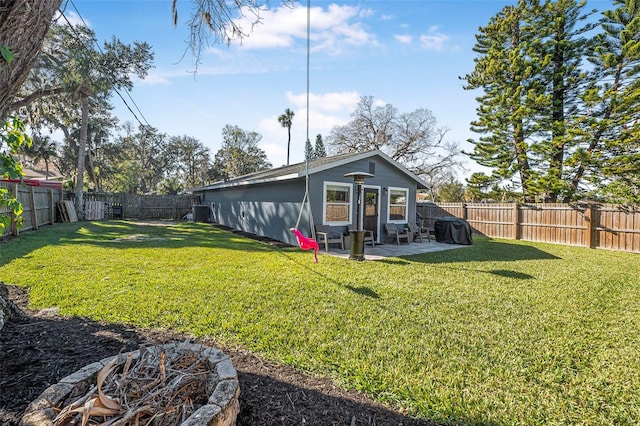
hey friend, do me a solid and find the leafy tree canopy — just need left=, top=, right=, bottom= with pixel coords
left=328, top=96, right=462, bottom=194
left=212, top=125, right=272, bottom=180
left=1, top=116, right=32, bottom=230
left=464, top=0, right=640, bottom=203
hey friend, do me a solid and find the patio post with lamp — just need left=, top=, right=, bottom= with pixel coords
left=344, top=171, right=374, bottom=261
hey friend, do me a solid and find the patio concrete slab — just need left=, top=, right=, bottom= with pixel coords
left=323, top=240, right=470, bottom=260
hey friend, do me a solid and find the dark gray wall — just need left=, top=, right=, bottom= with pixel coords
left=308, top=156, right=418, bottom=230
left=199, top=154, right=418, bottom=245
left=200, top=179, right=309, bottom=246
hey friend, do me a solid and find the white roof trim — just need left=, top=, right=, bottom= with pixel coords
left=197, top=173, right=299, bottom=191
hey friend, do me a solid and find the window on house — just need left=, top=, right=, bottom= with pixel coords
left=388, top=187, right=408, bottom=222
left=324, top=182, right=351, bottom=224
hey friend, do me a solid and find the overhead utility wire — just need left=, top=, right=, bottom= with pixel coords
left=68, top=0, right=151, bottom=127
left=305, top=0, right=311, bottom=151
left=55, top=1, right=151, bottom=128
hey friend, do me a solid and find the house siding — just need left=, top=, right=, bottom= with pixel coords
left=196, top=153, right=421, bottom=246
left=200, top=179, right=309, bottom=246
left=309, top=157, right=417, bottom=234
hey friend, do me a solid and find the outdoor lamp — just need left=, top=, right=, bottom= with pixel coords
left=344, top=171, right=374, bottom=260
left=344, top=172, right=372, bottom=185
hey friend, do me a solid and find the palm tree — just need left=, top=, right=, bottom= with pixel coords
left=24, top=134, right=58, bottom=179
left=277, top=108, right=295, bottom=166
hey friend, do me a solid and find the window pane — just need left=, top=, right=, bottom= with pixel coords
left=389, top=188, right=408, bottom=221
left=390, top=190, right=406, bottom=205
left=325, top=204, right=349, bottom=222
left=389, top=206, right=406, bottom=220
left=326, top=186, right=349, bottom=203
left=325, top=184, right=350, bottom=223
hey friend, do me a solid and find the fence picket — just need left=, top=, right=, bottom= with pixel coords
left=418, top=201, right=640, bottom=254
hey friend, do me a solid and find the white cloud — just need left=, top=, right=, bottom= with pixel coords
left=55, top=10, right=87, bottom=27
left=285, top=90, right=360, bottom=114
left=206, top=47, right=235, bottom=60
left=419, top=29, right=450, bottom=51
left=228, top=4, right=377, bottom=55
left=136, top=72, right=171, bottom=86
left=258, top=90, right=362, bottom=166
left=137, top=60, right=280, bottom=85
left=394, top=34, right=412, bottom=44
left=372, top=98, right=387, bottom=108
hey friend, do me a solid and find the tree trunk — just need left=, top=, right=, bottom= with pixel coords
left=0, top=283, right=25, bottom=332
left=286, top=128, right=291, bottom=166
left=75, top=90, right=89, bottom=219
left=0, top=0, right=63, bottom=120
left=548, top=21, right=567, bottom=203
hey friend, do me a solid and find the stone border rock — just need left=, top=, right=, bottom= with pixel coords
left=20, top=342, right=239, bottom=426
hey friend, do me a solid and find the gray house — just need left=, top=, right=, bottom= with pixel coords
left=191, top=150, right=428, bottom=247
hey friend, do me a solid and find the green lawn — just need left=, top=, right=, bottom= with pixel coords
left=1, top=221, right=639, bottom=425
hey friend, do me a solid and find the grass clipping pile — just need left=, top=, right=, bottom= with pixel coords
left=53, top=344, right=215, bottom=426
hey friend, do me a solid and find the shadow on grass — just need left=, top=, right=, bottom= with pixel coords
left=343, top=285, right=380, bottom=299
left=376, top=258, right=412, bottom=266
left=1, top=286, right=507, bottom=426
left=490, top=269, right=535, bottom=279
left=424, top=264, right=537, bottom=281
left=0, top=221, right=287, bottom=267
left=394, top=238, right=561, bottom=265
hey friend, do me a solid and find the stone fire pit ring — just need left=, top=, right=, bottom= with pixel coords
left=20, top=342, right=239, bottom=426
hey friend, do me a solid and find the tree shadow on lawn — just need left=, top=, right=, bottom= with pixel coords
left=2, top=284, right=509, bottom=426
left=70, top=220, right=283, bottom=253
left=381, top=239, right=561, bottom=265
left=1, top=285, right=492, bottom=426
left=0, top=221, right=288, bottom=267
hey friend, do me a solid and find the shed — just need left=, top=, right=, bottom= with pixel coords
left=191, top=150, right=428, bottom=246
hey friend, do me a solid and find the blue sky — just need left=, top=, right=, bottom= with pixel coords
left=68, top=0, right=611, bottom=178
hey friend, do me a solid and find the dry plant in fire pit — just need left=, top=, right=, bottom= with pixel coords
left=52, top=343, right=215, bottom=426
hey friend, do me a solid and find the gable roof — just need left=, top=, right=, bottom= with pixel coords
left=192, top=150, right=429, bottom=191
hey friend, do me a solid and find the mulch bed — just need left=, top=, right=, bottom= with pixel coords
left=0, top=284, right=433, bottom=425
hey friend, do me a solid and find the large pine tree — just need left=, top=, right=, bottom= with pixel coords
left=463, top=1, right=539, bottom=201
left=531, top=0, right=594, bottom=201
left=464, top=0, right=596, bottom=202
left=572, top=0, right=640, bottom=202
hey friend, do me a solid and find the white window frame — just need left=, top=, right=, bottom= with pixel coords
left=323, top=181, right=352, bottom=225
left=387, top=186, right=409, bottom=224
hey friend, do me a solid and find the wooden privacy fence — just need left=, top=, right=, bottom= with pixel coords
left=418, top=202, right=640, bottom=254
left=2, top=184, right=194, bottom=238
left=1, top=181, right=63, bottom=238
left=82, top=193, right=193, bottom=220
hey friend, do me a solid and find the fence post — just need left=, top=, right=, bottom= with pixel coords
left=513, top=202, right=520, bottom=240
left=462, top=203, right=468, bottom=220
left=29, top=185, right=38, bottom=230
left=584, top=203, right=595, bottom=248
left=48, top=189, right=55, bottom=225
left=11, top=183, right=19, bottom=237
